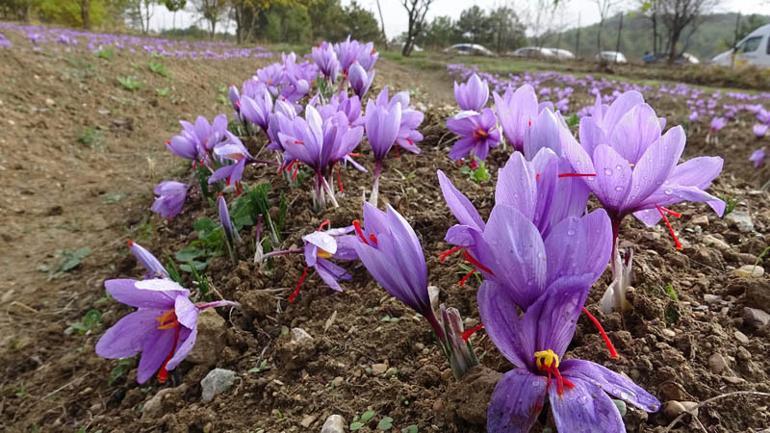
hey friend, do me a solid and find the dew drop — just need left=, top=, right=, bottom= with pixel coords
left=615, top=186, right=623, bottom=191
left=664, top=188, right=673, bottom=195
left=604, top=168, right=613, bottom=176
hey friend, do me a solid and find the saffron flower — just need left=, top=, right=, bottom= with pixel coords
left=166, top=115, right=229, bottom=163
left=151, top=181, right=188, bottom=219
left=218, top=194, right=239, bottom=261
left=480, top=280, right=660, bottom=433
left=302, top=226, right=357, bottom=291
left=240, top=87, right=273, bottom=133
left=311, top=41, right=340, bottom=82
left=128, top=240, right=168, bottom=279
left=352, top=203, right=478, bottom=378
left=96, top=278, right=236, bottom=384
left=348, top=61, right=375, bottom=98
left=447, top=108, right=500, bottom=161
left=454, top=73, right=489, bottom=112
left=706, top=116, right=727, bottom=144
left=750, top=148, right=766, bottom=168
left=753, top=123, right=768, bottom=139
left=209, top=132, right=253, bottom=188
left=494, top=84, right=538, bottom=151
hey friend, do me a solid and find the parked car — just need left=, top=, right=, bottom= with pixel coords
left=443, top=43, right=495, bottom=57
left=548, top=48, right=576, bottom=60
left=509, top=46, right=555, bottom=59
left=712, top=23, right=770, bottom=68
left=595, top=51, right=627, bottom=64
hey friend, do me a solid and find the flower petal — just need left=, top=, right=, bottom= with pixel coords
left=175, top=295, right=199, bottom=329
left=477, top=280, right=532, bottom=368
left=495, top=152, right=537, bottom=221
left=95, top=309, right=160, bottom=359
left=592, top=144, right=633, bottom=211
left=487, top=369, right=547, bottom=433
left=136, top=327, right=177, bottom=384
left=106, top=279, right=181, bottom=309
left=624, top=125, right=685, bottom=209
left=165, top=326, right=196, bottom=370
left=437, top=170, right=485, bottom=231
left=544, top=209, right=612, bottom=286
left=561, top=359, right=661, bottom=412
left=550, top=377, right=626, bottom=433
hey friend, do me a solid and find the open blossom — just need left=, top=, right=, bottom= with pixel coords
left=240, top=86, right=273, bottom=133
left=709, top=116, right=727, bottom=133
left=480, top=280, right=660, bottom=433
left=348, top=61, right=375, bottom=98
left=494, top=84, right=538, bottom=151
left=368, top=87, right=424, bottom=157
left=753, top=123, right=768, bottom=139
left=334, top=36, right=378, bottom=74
left=302, top=225, right=358, bottom=292
left=209, top=132, right=252, bottom=187
left=151, top=181, right=188, bottom=219
left=454, top=73, right=489, bottom=112
left=96, top=278, right=236, bottom=384
left=166, top=115, right=229, bottom=162
left=446, top=108, right=500, bottom=161
left=563, top=91, right=725, bottom=229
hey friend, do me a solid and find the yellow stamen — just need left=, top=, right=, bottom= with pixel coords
left=156, top=310, right=178, bottom=330
left=534, top=349, right=559, bottom=371
left=317, top=249, right=333, bottom=259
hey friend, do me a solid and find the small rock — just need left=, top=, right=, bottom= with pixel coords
left=612, top=399, right=627, bottom=417
left=702, top=234, right=730, bottom=251
left=708, top=353, right=729, bottom=374
left=200, top=368, right=237, bottom=402
left=745, top=282, right=770, bottom=311
left=734, top=265, right=764, bottom=278
left=691, top=215, right=709, bottom=226
left=661, top=329, right=676, bottom=338
left=703, top=294, right=722, bottom=304
left=331, top=376, right=344, bottom=387
left=723, top=375, right=745, bottom=384
left=734, top=330, right=750, bottom=344
left=141, top=385, right=187, bottom=419
left=320, top=414, right=345, bottom=433
left=45, top=98, right=55, bottom=106
left=662, top=401, right=686, bottom=420
left=291, top=327, right=314, bottom=344
left=187, top=309, right=227, bottom=365
left=300, top=414, right=318, bottom=428
left=743, top=307, right=770, bottom=329
left=371, top=363, right=388, bottom=375
left=726, top=211, right=754, bottom=233
left=736, top=346, right=752, bottom=361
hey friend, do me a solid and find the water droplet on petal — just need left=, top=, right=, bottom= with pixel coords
left=604, top=168, right=613, bottom=176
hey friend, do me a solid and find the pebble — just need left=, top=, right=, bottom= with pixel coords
left=733, top=265, right=764, bottom=278
left=701, top=234, right=730, bottom=251
left=745, top=283, right=770, bottom=311
left=743, top=307, right=770, bottom=329
left=734, top=330, right=750, bottom=344
left=725, top=211, right=755, bottom=233
left=200, top=368, right=237, bottom=402
left=300, top=414, right=318, bottom=428
left=142, top=385, right=187, bottom=418
left=291, top=327, right=314, bottom=344
left=662, top=400, right=698, bottom=420
left=703, top=294, right=722, bottom=304
left=736, top=346, right=752, bottom=361
left=331, top=376, right=344, bottom=387
left=320, top=414, right=345, bottom=433
left=371, top=363, right=388, bottom=375
left=188, top=309, right=227, bottom=365
left=612, top=399, right=627, bottom=417
left=708, top=353, right=729, bottom=374
left=691, top=215, right=709, bottom=226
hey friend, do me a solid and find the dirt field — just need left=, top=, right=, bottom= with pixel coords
left=1, top=28, right=769, bottom=433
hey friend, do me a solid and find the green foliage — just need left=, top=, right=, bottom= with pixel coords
left=719, top=194, right=738, bottom=216
left=163, top=0, right=186, bottom=12
left=35, top=0, right=111, bottom=28
left=230, top=183, right=285, bottom=246
left=66, top=309, right=102, bottom=335
left=418, top=6, right=526, bottom=52
left=96, top=47, right=115, bottom=60
left=401, top=426, right=419, bottom=433
left=117, top=76, right=142, bottom=91
left=460, top=160, right=491, bottom=183
left=156, top=87, right=172, bottom=97
left=77, top=127, right=104, bottom=149
left=108, top=359, right=135, bottom=385
left=248, top=359, right=270, bottom=374
left=148, top=60, right=170, bottom=78
left=377, top=417, right=394, bottom=430
left=51, top=247, right=92, bottom=275
left=664, top=283, right=678, bottom=301
left=350, top=410, right=377, bottom=430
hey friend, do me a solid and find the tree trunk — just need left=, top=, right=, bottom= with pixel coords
left=376, top=0, right=389, bottom=49
left=80, top=0, right=91, bottom=29
left=597, top=19, right=603, bottom=51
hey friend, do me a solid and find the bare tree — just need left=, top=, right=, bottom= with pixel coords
left=400, top=0, right=433, bottom=56
left=376, top=0, right=389, bottom=49
left=594, top=0, right=620, bottom=51
left=658, top=0, right=720, bottom=63
left=127, top=0, right=156, bottom=34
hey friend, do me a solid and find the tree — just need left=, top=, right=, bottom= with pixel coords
left=657, top=0, right=720, bottom=63
left=422, top=15, right=455, bottom=49
left=193, top=0, right=227, bottom=38
left=127, top=0, right=156, bottom=33
left=594, top=0, right=620, bottom=51
left=455, top=5, right=489, bottom=44
left=163, top=0, right=186, bottom=30
left=400, top=0, right=433, bottom=56
left=488, top=6, right=526, bottom=53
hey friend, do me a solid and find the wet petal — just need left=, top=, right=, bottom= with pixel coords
left=175, top=295, right=199, bottom=330
left=496, top=152, right=537, bottom=221
left=487, top=369, right=547, bottom=433
left=437, top=170, right=485, bottom=231
left=477, top=280, right=532, bottom=368
left=592, top=144, right=632, bottom=212
left=561, top=359, right=661, bottom=412
left=624, top=126, right=685, bottom=209
left=550, top=377, right=625, bottom=433
left=544, top=209, right=612, bottom=286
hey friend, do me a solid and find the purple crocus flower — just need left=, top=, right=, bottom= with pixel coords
left=151, top=181, right=188, bottom=219
left=217, top=194, right=239, bottom=250
left=334, top=36, right=362, bottom=73
left=753, top=123, right=768, bottom=139
left=166, top=115, right=229, bottom=162
left=390, top=89, right=425, bottom=154
left=494, top=84, right=538, bottom=151
left=311, top=42, right=340, bottom=82
left=688, top=110, right=699, bottom=122
left=301, top=226, right=358, bottom=292
left=454, top=73, right=489, bottom=111
left=446, top=108, right=500, bottom=160
left=240, top=87, right=273, bottom=133
left=709, top=116, right=727, bottom=133
left=96, top=278, right=236, bottom=384
left=750, top=148, right=766, bottom=168
left=563, top=92, right=725, bottom=234
left=128, top=240, right=168, bottom=279
left=480, top=280, right=660, bottom=433
left=209, top=132, right=253, bottom=187
left=364, top=90, right=402, bottom=203
left=348, top=61, right=375, bottom=98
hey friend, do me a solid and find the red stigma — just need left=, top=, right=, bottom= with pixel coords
left=127, top=239, right=134, bottom=248
left=581, top=307, right=619, bottom=359
left=656, top=205, right=683, bottom=250
left=368, top=233, right=379, bottom=245
left=156, top=324, right=181, bottom=384
left=438, top=246, right=463, bottom=263
left=294, top=139, right=304, bottom=145
left=535, top=173, right=542, bottom=182
left=317, top=219, right=331, bottom=231
left=164, top=139, right=170, bottom=145
left=472, top=128, right=489, bottom=140
left=458, top=268, right=476, bottom=286
left=352, top=220, right=368, bottom=245
left=288, top=267, right=310, bottom=303
left=463, top=250, right=494, bottom=275
left=461, top=323, right=485, bottom=342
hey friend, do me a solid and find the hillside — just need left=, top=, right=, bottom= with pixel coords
left=541, top=12, right=770, bottom=61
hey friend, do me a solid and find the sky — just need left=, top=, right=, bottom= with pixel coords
left=149, top=0, right=769, bottom=38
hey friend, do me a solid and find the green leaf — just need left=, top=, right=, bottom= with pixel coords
left=350, top=421, right=364, bottom=431
left=360, top=410, right=376, bottom=422
left=67, top=308, right=102, bottom=335
left=175, top=246, right=206, bottom=262
left=59, top=247, right=92, bottom=273
left=108, top=358, right=134, bottom=385
left=377, top=416, right=394, bottom=430
left=401, top=426, right=418, bottom=433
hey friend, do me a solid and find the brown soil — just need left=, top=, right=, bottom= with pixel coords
left=1, top=28, right=770, bottom=433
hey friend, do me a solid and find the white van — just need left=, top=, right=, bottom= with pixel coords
left=712, top=24, right=770, bottom=68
